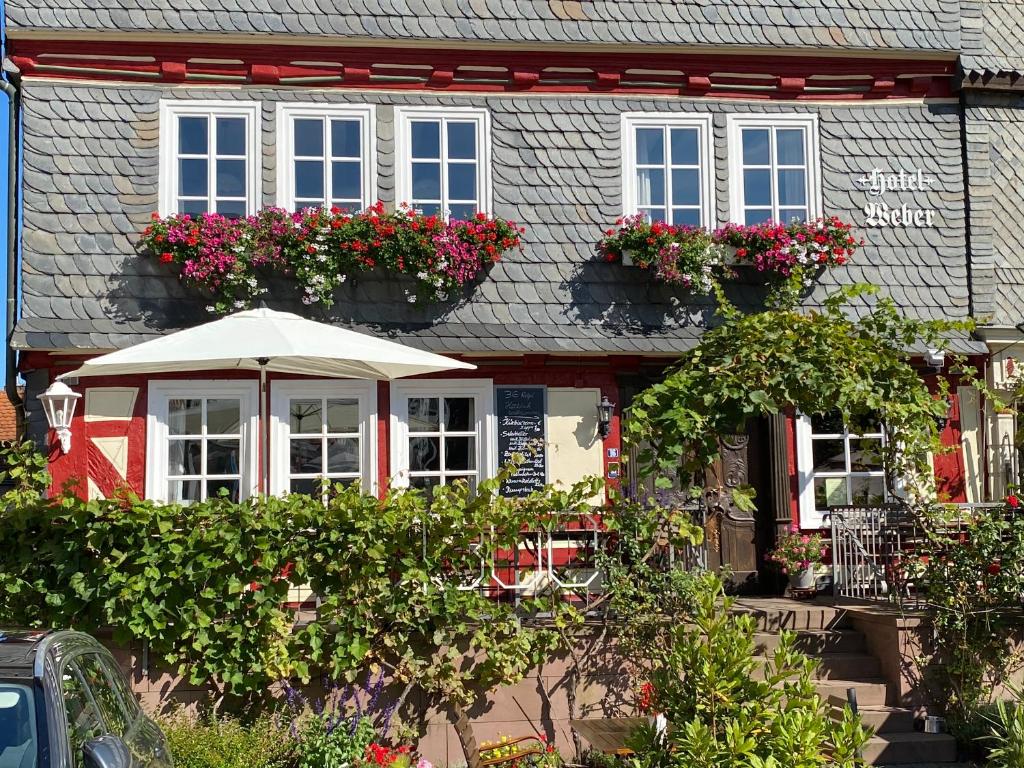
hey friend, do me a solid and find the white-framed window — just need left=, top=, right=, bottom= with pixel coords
left=270, top=380, right=377, bottom=496
left=394, top=107, right=491, bottom=219
left=621, top=113, right=714, bottom=227
left=727, top=114, right=820, bottom=225
left=146, top=381, right=259, bottom=503
left=796, top=411, right=888, bottom=528
left=275, top=104, right=376, bottom=213
left=390, top=379, right=495, bottom=493
left=159, top=100, right=261, bottom=218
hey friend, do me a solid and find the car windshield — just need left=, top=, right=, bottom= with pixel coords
left=0, top=683, right=37, bottom=768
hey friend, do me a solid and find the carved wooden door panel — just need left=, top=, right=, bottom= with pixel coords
left=704, top=433, right=760, bottom=593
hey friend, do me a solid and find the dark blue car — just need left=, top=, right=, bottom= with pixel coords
left=0, top=630, right=172, bottom=768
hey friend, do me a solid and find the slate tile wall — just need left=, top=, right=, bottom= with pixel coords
left=15, top=81, right=970, bottom=354
left=5, top=0, right=961, bottom=55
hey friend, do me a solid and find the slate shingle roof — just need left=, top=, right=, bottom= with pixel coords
left=5, top=0, right=961, bottom=55
left=961, top=0, right=1024, bottom=80
left=13, top=82, right=981, bottom=356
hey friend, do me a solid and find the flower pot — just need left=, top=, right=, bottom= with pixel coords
left=622, top=249, right=636, bottom=267
left=789, top=569, right=816, bottom=590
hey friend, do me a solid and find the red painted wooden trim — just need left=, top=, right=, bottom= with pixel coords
left=9, top=39, right=955, bottom=99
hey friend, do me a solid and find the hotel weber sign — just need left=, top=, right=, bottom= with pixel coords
left=856, top=168, right=937, bottom=228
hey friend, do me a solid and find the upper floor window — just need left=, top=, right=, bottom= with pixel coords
left=621, top=114, right=714, bottom=227
left=727, top=115, right=820, bottom=225
left=159, top=100, right=261, bottom=218
left=796, top=411, right=888, bottom=528
left=276, top=104, right=375, bottom=212
left=394, top=107, right=490, bottom=220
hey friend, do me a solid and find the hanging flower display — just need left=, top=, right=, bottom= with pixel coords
left=140, top=203, right=524, bottom=313
left=597, top=214, right=860, bottom=293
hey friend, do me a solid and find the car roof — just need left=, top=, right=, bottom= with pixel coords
left=0, top=629, right=53, bottom=669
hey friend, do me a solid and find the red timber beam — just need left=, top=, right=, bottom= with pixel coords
left=8, top=39, right=955, bottom=100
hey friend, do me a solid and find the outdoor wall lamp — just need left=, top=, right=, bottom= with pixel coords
left=924, top=348, right=945, bottom=372
left=934, top=396, right=954, bottom=432
left=597, top=395, right=615, bottom=439
left=38, top=381, right=81, bottom=454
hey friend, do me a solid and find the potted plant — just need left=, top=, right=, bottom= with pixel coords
left=767, top=525, right=827, bottom=590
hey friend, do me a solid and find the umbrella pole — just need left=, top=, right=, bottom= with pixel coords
left=258, top=358, right=269, bottom=496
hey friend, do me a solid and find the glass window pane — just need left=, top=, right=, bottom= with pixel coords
left=207, top=439, right=240, bottom=475
left=98, top=656, right=139, bottom=719
left=445, top=436, right=476, bottom=471
left=776, top=128, right=806, bottom=165
left=814, top=476, right=849, bottom=508
left=850, top=439, right=884, bottom=471
left=741, top=128, right=771, bottom=165
left=168, top=399, right=202, bottom=435
left=167, top=479, right=202, bottom=503
left=743, top=169, right=771, bottom=206
left=811, top=439, right=846, bottom=473
left=295, top=160, right=325, bottom=200
left=635, top=128, right=664, bottom=165
left=409, top=436, right=441, bottom=472
left=216, top=159, right=246, bottom=198
left=672, top=208, right=701, bottom=226
left=178, top=116, right=208, bottom=155
left=449, top=203, right=476, bottom=220
left=447, top=122, right=477, bottom=160
left=408, top=397, right=439, bottom=431
left=0, top=684, right=36, bottom=764
left=62, top=666, right=106, bottom=764
left=290, top=399, right=323, bottom=434
left=851, top=476, right=886, bottom=505
left=410, top=476, right=440, bottom=493
left=326, top=399, right=359, bottom=433
left=811, top=411, right=845, bottom=434
left=448, top=164, right=477, bottom=201
left=779, top=208, right=807, bottom=224
left=444, top=398, right=475, bottom=431
left=743, top=208, right=772, bottom=225
left=636, top=168, right=666, bottom=206
left=331, top=161, right=361, bottom=201
left=640, top=207, right=666, bottom=223
left=207, top=399, right=241, bottom=435
left=331, top=119, right=361, bottom=158
left=670, top=127, right=699, bottom=166
left=290, top=477, right=319, bottom=496
left=294, top=118, right=324, bottom=156
left=671, top=168, right=700, bottom=206
left=411, top=120, right=441, bottom=159
left=216, top=117, right=246, bottom=156
left=208, top=478, right=239, bottom=502
left=290, top=439, right=323, bottom=475
left=179, top=159, right=208, bottom=197
left=216, top=200, right=246, bottom=218
left=75, top=655, right=130, bottom=736
left=180, top=199, right=209, bottom=216
left=412, top=162, right=441, bottom=200
left=416, top=202, right=441, bottom=216
left=778, top=169, right=807, bottom=206
left=327, top=437, right=360, bottom=473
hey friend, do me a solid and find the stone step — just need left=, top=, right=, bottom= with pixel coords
left=854, top=707, right=916, bottom=735
left=755, top=628, right=867, bottom=655
left=732, top=601, right=847, bottom=632
left=815, top=678, right=889, bottom=707
left=753, top=653, right=883, bottom=681
left=861, top=732, right=958, bottom=765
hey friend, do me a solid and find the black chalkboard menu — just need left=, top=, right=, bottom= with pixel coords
left=495, top=386, right=547, bottom=497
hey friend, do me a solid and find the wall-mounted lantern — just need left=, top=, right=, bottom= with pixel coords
left=38, top=381, right=81, bottom=454
left=597, top=395, right=615, bottom=439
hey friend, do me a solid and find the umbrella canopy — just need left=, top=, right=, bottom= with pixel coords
left=62, top=307, right=476, bottom=380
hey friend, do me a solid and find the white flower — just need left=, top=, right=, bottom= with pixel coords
left=407, top=295, right=417, bottom=303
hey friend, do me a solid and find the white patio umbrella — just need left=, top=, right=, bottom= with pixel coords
left=61, top=307, right=476, bottom=492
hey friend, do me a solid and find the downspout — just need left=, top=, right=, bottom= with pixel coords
left=0, top=62, right=20, bottom=435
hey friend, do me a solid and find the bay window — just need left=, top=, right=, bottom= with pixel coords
left=146, top=381, right=258, bottom=503
left=159, top=100, right=261, bottom=217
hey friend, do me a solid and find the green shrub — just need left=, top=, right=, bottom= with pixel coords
left=984, top=693, right=1024, bottom=768
left=160, top=712, right=296, bottom=768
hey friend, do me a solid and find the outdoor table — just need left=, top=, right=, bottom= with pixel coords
left=569, top=717, right=649, bottom=756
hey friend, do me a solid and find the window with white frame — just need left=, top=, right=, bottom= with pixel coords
left=270, top=380, right=376, bottom=496
left=394, top=108, right=490, bottom=219
left=622, top=114, right=714, bottom=227
left=276, top=104, right=375, bottom=212
left=146, top=381, right=258, bottom=503
left=727, top=115, right=820, bottom=225
left=390, top=380, right=495, bottom=493
left=796, top=411, right=888, bottom=527
left=159, top=101, right=261, bottom=218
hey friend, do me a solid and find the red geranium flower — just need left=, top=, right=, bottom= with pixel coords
left=1009, top=494, right=1020, bottom=509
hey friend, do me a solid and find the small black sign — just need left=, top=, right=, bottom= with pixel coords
left=495, top=386, right=546, bottom=497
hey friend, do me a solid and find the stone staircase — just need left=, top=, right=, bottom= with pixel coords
left=733, top=599, right=960, bottom=766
